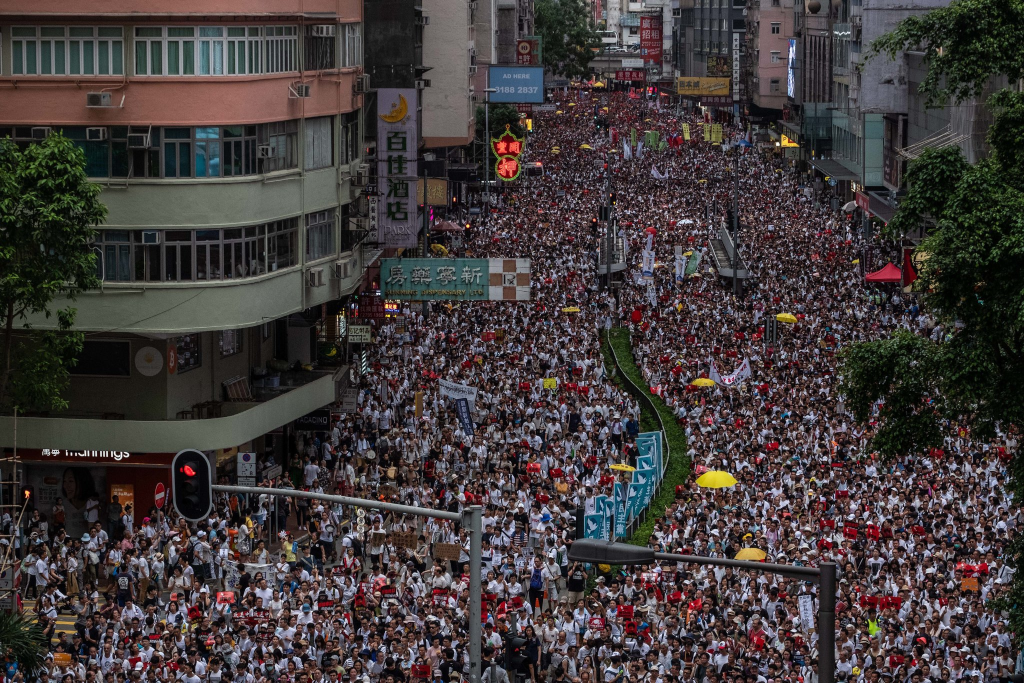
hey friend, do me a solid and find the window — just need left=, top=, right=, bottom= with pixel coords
left=771, top=22, right=781, bottom=34
left=305, top=26, right=337, bottom=70
left=195, top=127, right=222, bottom=177
left=70, top=340, right=132, bottom=377
left=267, top=218, right=298, bottom=272
left=134, top=25, right=297, bottom=76
left=163, top=128, right=193, bottom=178
left=259, top=120, right=299, bottom=173
left=770, top=78, right=781, bottom=94
left=219, top=330, right=243, bottom=357
left=339, top=112, right=360, bottom=166
left=771, top=51, right=781, bottom=63
left=93, top=231, right=133, bottom=282
left=341, top=23, right=362, bottom=67
left=306, top=210, right=336, bottom=262
left=304, top=117, right=334, bottom=171
left=174, top=334, right=202, bottom=374
left=11, top=26, right=123, bottom=75
left=223, top=125, right=258, bottom=176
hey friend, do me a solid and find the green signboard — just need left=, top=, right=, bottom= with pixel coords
left=381, top=259, right=489, bottom=301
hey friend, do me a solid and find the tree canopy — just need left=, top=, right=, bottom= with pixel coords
left=842, top=0, right=1024, bottom=640
left=0, top=133, right=106, bottom=413
left=535, top=0, right=601, bottom=81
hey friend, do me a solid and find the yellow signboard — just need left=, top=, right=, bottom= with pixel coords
left=542, top=377, right=557, bottom=389
left=711, top=124, right=723, bottom=144
left=682, top=123, right=691, bottom=141
left=780, top=134, right=799, bottom=148
left=417, top=178, right=450, bottom=206
left=675, top=77, right=731, bottom=96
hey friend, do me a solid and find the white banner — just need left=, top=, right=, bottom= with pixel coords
left=714, top=357, right=751, bottom=387
left=798, top=594, right=815, bottom=633
left=641, top=250, right=655, bottom=282
left=225, top=560, right=274, bottom=592
left=651, top=165, right=669, bottom=180
left=439, top=379, right=478, bottom=410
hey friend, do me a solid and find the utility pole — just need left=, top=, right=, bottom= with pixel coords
left=482, top=88, right=497, bottom=230
left=604, top=154, right=614, bottom=291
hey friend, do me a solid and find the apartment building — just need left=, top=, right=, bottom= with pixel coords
left=0, top=0, right=369, bottom=511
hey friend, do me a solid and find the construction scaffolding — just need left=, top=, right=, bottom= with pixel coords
left=0, top=409, right=27, bottom=612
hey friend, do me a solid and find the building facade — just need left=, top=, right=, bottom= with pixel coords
left=745, top=0, right=793, bottom=117
left=0, top=0, right=369, bottom=510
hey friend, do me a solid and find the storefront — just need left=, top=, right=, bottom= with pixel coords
left=18, top=449, right=177, bottom=539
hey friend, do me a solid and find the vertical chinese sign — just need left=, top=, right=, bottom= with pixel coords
left=639, top=15, right=662, bottom=66
left=491, top=124, right=525, bottom=182
left=376, top=88, right=420, bottom=248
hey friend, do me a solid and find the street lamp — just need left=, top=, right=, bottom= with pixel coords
left=568, top=539, right=836, bottom=683
left=483, top=87, right=498, bottom=229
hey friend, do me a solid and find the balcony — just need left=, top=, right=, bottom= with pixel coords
left=0, top=370, right=342, bottom=453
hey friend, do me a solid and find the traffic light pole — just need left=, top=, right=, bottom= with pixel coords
left=211, top=485, right=484, bottom=683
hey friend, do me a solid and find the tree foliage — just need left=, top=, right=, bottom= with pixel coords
left=0, top=610, right=48, bottom=675
left=849, top=0, right=1024, bottom=642
left=535, top=0, right=601, bottom=81
left=475, top=104, right=526, bottom=142
left=0, top=133, right=106, bottom=413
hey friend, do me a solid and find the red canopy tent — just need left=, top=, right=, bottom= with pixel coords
left=865, top=263, right=902, bottom=283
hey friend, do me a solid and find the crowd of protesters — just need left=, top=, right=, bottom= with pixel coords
left=9, top=87, right=1020, bottom=683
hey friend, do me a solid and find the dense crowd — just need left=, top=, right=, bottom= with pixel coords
left=10, top=89, right=1020, bottom=683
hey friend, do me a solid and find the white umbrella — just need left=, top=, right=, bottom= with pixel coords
left=842, top=200, right=857, bottom=212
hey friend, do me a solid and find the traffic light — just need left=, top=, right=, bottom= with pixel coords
left=504, top=635, right=529, bottom=673
left=172, top=449, right=212, bottom=521
left=609, top=192, right=617, bottom=206
left=591, top=217, right=599, bottom=234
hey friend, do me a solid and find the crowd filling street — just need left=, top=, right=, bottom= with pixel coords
left=12, top=89, right=1021, bottom=683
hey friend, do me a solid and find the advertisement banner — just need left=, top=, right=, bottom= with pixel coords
left=675, top=78, right=730, bottom=96
left=706, top=56, right=730, bottom=76
left=787, top=39, right=797, bottom=99
left=640, top=15, right=663, bottom=65
left=488, top=66, right=545, bottom=104
left=614, top=482, right=628, bottom=538
left=377, top=88, right=420, bottom=248
left=616, top=70, right=646, bottom=81
left=26, top=465, right=109, bottom=539
left=378, top=89, right=417, bottom=246
left=732, top=33, right=741, bottom=102
left=381, top=258, right=531, bottom=301
left=516, top=38, right=542, bottom=65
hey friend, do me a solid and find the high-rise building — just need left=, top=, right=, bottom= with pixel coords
left=0, top=0, right=369, bottom=511
left=745, top=0, right=794, bottom=119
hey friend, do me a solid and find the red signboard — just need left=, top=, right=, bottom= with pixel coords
left=640, top=15, right=663, bottom=65
left=515, top=104, right=533, bottom=115
left=359, top=293, right=385, bottom=320
left=495, top=157, right=522, bottom=181
left=516, top=39, right=540, bottom=65
left=154, top=482, right=166, bottom=509
left=856, top=191, right=871, bottom=212
left=616, top=70, right=646, bottom=81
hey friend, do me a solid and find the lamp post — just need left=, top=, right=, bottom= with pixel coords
left=568, top=539, right=836, bottom=683
left=483, top=87, right=498, bottom=229
left=721, top=140, right=741, bottom=297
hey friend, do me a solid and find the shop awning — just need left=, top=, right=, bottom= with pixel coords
left=865, top=263, right=903, bottom=283
left=810, top=158, right=858, bottom=181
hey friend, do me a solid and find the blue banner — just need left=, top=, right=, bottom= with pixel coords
left=603, top=498, right=616, bottom=540
left=614, top=482, right=628, bottom=538
left=584, top=513, right=605, bottom=539
left=625, top=467, right=654, bottom=520
left=635, top=467, right=657, bottom=508
left=455, top=398, right=475, bottom=435
left=488, top=66, right=545, bottom=103
left=637, top=455, right=654, bottom=472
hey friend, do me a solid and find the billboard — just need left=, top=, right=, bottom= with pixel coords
left=376, top=88, right=420, bottom=248
left=787, top=39, right=797, bottom=98
left=616, top=70, right=646, bottom=81
left=676, top=77, right=730, bottom=96
left=706, top=56, right=730, bottom=76
left=516, top=37, right=542, bottom=65
left=639, top=15, right=662, bottom=65
left=380, top=258, right=531, bottom=301
left=488, top=66, right=545, bottom=104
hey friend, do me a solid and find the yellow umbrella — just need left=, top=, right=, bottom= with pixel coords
left=561, top=306, right=581, bottom=313
left=610, top=463, right=636, bottom=472
left=579, top=144, right=593, bottom=150
left=696, top=471, right=738, bottom=488
left=735, top=548, right=767, bottom=561
left=698, top=179, right=708, bottom=183
left=430, top=244, right=448, bottom=256
left=602, top=107, right=609, bottom=112
left=568, top=103, right=577, bottom=107
left=690, top=378, right=715, bottom=387
left=776, top=313, right=798, bottom=324
left=683, top=251, right=693, bottom=257
left=593, top=81, right=605, bottom=87
left=556, top=110, right=564, bottom=114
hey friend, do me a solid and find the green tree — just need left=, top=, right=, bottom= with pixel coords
left=0, top=133, right=106, bottom=413
left=535, top=0, right=601, bottom=80
left=0, top=610, right=48, bottom=675
left=842, top=0, right=1024, bottom=641
left=475, top=103, right=526, bottom=141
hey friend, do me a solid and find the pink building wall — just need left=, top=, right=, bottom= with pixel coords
left=0, top=0, right=361, bottom=22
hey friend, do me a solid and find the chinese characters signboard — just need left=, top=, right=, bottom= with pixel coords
left=381, top=258, right=531, bottom=301
left=376, top=88, right=420, bottom=248
left=359, top=293, right=385, bottom=319
left=516, top=37, right=542, bottom=65
left=491, top=125, right=525, bottom=182
left=616, top=70, right=646, bottom=82
left=639, top=15, right=662, bottom=65
left=675, top=77, right=730, bottom=96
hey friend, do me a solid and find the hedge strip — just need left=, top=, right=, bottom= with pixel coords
left=602, top=327, right=691, bottom=547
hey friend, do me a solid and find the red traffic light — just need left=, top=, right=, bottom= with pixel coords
left=181, top=465, right=197, bottom=477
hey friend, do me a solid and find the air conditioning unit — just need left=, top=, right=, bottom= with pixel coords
left=257, top=144, right=274, bottom=159
left=348, top=183, right=363, bottom=201
left=289, top=83, right=312, bottom=98
left=469, top=0, right=478, bottom=8
left=469, top=65, right=478, bottom=75
left=127, top=133, right=150, bottom=149
left=415, top=78, right=431, bottom=88
left=86, top=127, right=108, bottom=141
left=354, top=74, right=370, bottom=93
left=416, top=15, right=430, bottom=25
left=31, top=127, right=53, bottom=140
left=312, top=24, right=336, bottom=37
left=86, top=92, right=113, bottom=108
left=355, top=163, right=371, bottom=186
left=333, top=257, right=357, bottom=279
left=307, top=268, right=326, bottom=287
left=141, top=231, right=161, bottom=244
left=351, top=217, right=369, bottom=232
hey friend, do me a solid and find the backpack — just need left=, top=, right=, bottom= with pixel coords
left=348, top=534, right=363, bottom=557
left=530, top=568, right=544, bottom=590
left=183, top=541, right=197, bottom=566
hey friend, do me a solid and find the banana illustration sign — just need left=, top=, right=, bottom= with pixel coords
left=376, top=89, right=419, bottom=248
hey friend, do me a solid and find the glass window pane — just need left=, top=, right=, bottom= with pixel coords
left=112, top=41, right=123, bottom=74
left=151, top=41, right=162, bottom=75
left=164, top=143, right=177, bottom=177
left=82, top=41, right=93, bottom=74
left=200, top=27, right=224, bottom=37
left=98, top=41, right=109, bottom=75
left=196, top=230, right=220, bottom=241
left=210, top=244, right=221, bottom=279
left=196, top=246, right=208, bottom=280
left=167, top=41, right=179, bottom=75
left=99, top=27, right=123, bottom=37
left=13, top=43, right=24, bottom=75
left=136, top=41, right=147, bottom=74
left=213, top=41, right=224, bottom=74
left=70, top=41, right=81, bottom=74
left=104, top=245, right=116, bottom=281
left=195, top=141, right=207, bottom=177
left=146, top=245, right=161, bottom=282
left=118, top=245, right=131, bottom=281
left=200, top=41, right=210, bottom=74
left=168, top=27, right=195, bottom=37
left=228, top=44, right=236, bottom=74
left=183, top=41, right=195, bottom=74
left=165, top=245, right=178, bottom=281
left=136, top=27, right=162, bottom=37
left=179, top=142, right=191, bottom=177
left=232, top=243, right=243, bottom=278
left=180, top=245, right=192, bottom=281
left=40, top=27, right=64, bottom=37
left=12, top=27, right=37, bottom=37
left=54, top=41, right=66, bottom=74
left=40, top=41, right=52, bottom=74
